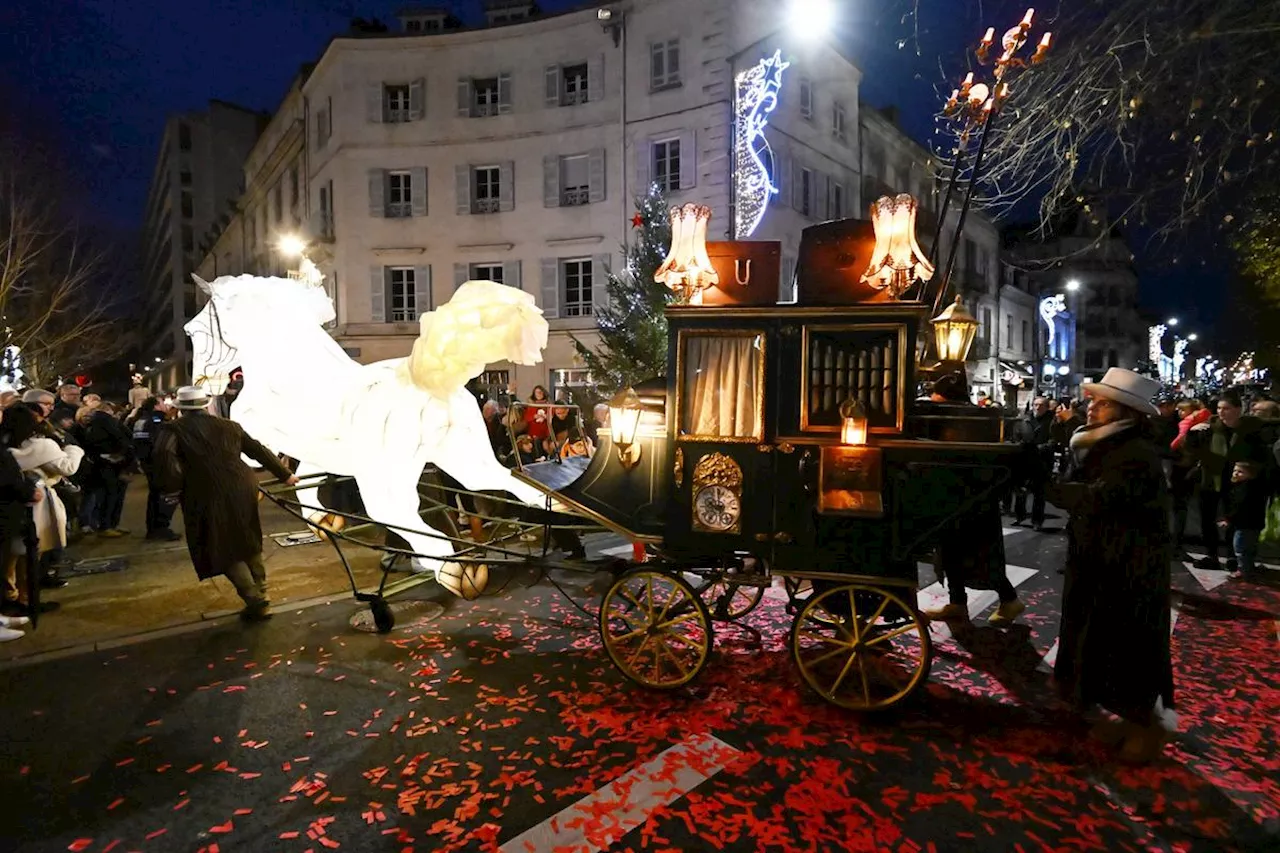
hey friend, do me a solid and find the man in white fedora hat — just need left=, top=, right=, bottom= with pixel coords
left=1047, top=367, right=1175, bottom=762
left=154, top=386, right=298, bottom=621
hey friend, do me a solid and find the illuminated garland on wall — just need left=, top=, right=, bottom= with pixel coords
left=733, top=50, right=789, bottom=238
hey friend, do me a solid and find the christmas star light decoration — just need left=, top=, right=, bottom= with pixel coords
left=733, top=49, right=790, bottom=238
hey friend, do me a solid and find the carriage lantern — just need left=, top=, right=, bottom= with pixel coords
left=930, top=295, right=980, bottom=364
left=839, top=399, right=869, bottom=446
left=607, top=386, right=644, bottom=468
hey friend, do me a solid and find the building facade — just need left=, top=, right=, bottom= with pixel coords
left=286, top=0, right=862, bottom=397
left=141, top=101, right=265, bottom=389
left=1005, top=208, right=1145, bottom=395
left=860, top=105, right=1035, bottom=407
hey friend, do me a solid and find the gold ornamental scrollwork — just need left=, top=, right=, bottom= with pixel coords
left=692, top=452, right=743, bottom=491
left=674, top=447, right=684, bottom=488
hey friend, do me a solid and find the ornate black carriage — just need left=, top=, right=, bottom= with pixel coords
left=513, top=211, right=1023, bottom=711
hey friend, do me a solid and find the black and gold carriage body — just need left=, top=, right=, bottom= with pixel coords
left=520, top=218, right=1024, bottom=710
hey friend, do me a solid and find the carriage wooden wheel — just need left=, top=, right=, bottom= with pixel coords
left=790, top=582, right=931, bottom=711
left=700, top=579, right=765, bottom=621
left=600, top=569, right=713, bottom=689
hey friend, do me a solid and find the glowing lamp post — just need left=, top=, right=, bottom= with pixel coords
left=607, top=387, right=644, bottom=468
left=655, top=204, right=720, bottom=304
left=931, top=296, right=980, bottom=364
left=839, top=399, right=868, bottom=446
left=860, top=194, right=935, bottom=299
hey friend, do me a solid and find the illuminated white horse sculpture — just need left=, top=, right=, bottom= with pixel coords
left=185, top=274, right=550, bottom=597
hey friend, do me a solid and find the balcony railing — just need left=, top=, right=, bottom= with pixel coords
left=386, top=201, right=412, bottom=218
left=561, top=187, right=590, bottom=206
left=561, top=89, right=588, bottom=106
left=472, top=198, right=500, bottom=214
left=386, top=108, right=411, bottom=123
left=471, top=102, right=498, bottom=118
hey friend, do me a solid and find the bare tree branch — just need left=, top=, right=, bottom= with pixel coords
left=0, top=170, right=133, bottom=387
left=933, top=0, right=1279, bottom=242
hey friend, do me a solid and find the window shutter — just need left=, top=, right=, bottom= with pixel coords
left=591, top=254, right=610, bottom=313
left=410, top=167, right=428, bottom=216
left=588, top=148, right=606, bottom=203
left=543, top=154, right=560, bottom=208
left=587, top=54, right=604, bottom=103
left=456, top=78, right=471, bottom=117
left=369, top=266, right=386, bottom=323
left=540, top=258, right=560, bottom=319
left=409, top=78, right=425, bottom=121
left=809, top=173, right=821, bottom=220
left=819, top=174, right=830, bottom=219
left=544, top=65, right=561, bottom=107
left=454, top=262, right=469, bottom=289
left=503, top=260, right=522, bottom=290
left=499, top=161, right=515, bottom=211
left=791, top=160, right=803, bottom=210
left=455, top=165, right=471, bottom=215
left=635, top=137, right=651, bottom=192
left=368, top=168, right=386, bottom=217
left=678, top=129, right=696, bottom=189
left=414, top=265, right=432, bottom=317
left=497, top=72, right=513, bottom=114
left=366, top=84, right=384, bottom=123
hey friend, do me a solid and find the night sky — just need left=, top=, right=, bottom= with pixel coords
left=0, top=0, right=1222, bottom=332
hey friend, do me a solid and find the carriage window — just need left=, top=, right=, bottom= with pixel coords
left=680, top=333, right=764, bottom=440
left=804, top=327, right=903, bottom=431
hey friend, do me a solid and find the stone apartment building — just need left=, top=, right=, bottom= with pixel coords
left=189, top=0, right=863, bottom=397
left=1005, top=204, right=1145, bottom=394
left=140, top=100, right=265, bottom=389
left=860, top=105, right=1036, bottom=407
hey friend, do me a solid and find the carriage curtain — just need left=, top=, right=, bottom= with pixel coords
left=682, top=334, right=762, bottom=438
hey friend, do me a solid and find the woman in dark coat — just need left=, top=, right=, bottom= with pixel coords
left=1047, top=368, right=1174, bottom=763
left=153, top=387, right=297, bottom=620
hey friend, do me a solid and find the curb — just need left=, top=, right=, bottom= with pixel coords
left=0, top=590, right=355, bottom=672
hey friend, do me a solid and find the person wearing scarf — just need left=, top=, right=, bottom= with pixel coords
left=1046, top=368, right=1175, bottom=764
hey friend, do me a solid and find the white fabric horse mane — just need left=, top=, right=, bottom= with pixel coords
left=187, top=275, right=551, bottom=597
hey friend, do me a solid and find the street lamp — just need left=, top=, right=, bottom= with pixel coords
left=1188, top=333, right=1198, bottom=341
left=787, top=0, right=835, bottom=37
left=1167, top=317, right=1179, bottom=327
left=277, top=233, right=307, bottom=258
left=1065, top=279, right=1080, bottom=292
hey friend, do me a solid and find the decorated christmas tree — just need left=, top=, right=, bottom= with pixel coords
left=572, top=184, right=674, bottom=395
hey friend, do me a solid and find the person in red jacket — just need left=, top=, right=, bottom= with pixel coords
left=521, top=385, right=552, bottom=445
left=1168, top=400, right=1211, bottom=553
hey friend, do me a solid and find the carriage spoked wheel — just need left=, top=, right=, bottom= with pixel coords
left=790, top=583, right=931, bottom=711
left=600, top=569, right=713, bottom=690
left=700, top=579, right=766, bottom=622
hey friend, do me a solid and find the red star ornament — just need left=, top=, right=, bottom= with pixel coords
left=631, top=211, right=644, bottom=228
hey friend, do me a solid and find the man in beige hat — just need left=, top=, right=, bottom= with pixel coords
left=1047, top=367, right=1175, bottom=762
left=154, top=386, right=298, bottom=621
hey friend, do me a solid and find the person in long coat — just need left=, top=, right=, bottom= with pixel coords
left=1047, top=368, right=1174, bottom=763
left=153, top=386, right=297, bottom=620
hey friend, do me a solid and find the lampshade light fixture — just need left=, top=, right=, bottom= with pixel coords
left=931, top=295, right=980, bottom=363
left=860, top=194, right=935, bottom=299
left=655, top=204, right=720, bottom=304
left=607, top=387, right=644, bottom=468
left=839, top=398, right=869, bottom=446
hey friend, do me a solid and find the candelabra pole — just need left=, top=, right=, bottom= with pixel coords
left=932, top=111, right=997, bottom=318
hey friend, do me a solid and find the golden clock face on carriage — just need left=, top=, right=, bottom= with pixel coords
left=693, top=484, right=741, bottom=533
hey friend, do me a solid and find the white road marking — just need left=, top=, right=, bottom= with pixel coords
left=917, top=565, right=1038, bottom=641
left=499, top=734, right=740, bottom=853
left=1183, top=561, right=1230, bottom=591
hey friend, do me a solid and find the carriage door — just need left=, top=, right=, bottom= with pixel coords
left=669, top=328, right=774, bottom=549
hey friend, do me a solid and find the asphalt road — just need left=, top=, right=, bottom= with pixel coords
left=1, top=524, right=1277, bottom=853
